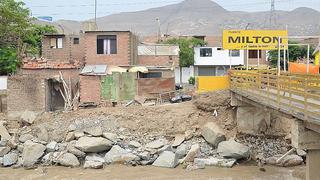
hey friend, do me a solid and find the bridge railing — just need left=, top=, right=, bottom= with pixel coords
left=230, top=70, right=320, bottom=123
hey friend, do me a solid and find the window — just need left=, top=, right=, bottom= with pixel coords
left=248, top=50, right=262, bottom=58
left=50, top=37, right=63, bottom=49
left=229, top=50, right=240, bottom=57
left=139, top=72, right=162, bottom=78
left=97, top=35, right=117, bottom=54
left=200, top=48, right=212, bottom=57
left=198, top=67, right=216, bottom=76
left=73, top=38, right=79, bottom=44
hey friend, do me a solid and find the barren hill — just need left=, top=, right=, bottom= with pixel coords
left=42, top=0, right=320, bottom=36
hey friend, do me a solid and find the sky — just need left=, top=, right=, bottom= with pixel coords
left=22, top=0, right=320, bottom=21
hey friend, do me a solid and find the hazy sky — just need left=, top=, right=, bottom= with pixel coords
left=22, top=0, right=320, bottom=21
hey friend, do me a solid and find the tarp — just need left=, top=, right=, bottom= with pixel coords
left=138, top=45, right=179, bottom=56
left=81, top=65, right=107, bottom=75
left=129, top=66, right=149, bottom=73
left=288, top=63, right=319, bottom=74
left=106, top=65, right=127, bottom=75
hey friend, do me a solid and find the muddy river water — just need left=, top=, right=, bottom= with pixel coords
left=0, top=165, right=305, bottom=180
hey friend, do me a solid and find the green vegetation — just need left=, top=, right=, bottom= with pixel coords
left=0, top=0, right=56, bottom=75
left=164, top=38, right=207, bottom=67
left=188, top=76, right=195, bottom=85
left=268, top=41, right=315, bottom=67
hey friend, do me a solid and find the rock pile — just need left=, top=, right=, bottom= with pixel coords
left=0, top=120, right=305, bottom=170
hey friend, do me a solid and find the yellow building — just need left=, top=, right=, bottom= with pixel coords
left=314, top=45, right=319, bottom=66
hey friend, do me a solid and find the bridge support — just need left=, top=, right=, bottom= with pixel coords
left=307, top=150, right=320, bottom=180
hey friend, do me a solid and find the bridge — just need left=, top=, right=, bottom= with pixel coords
left=229, top=70, right=320, bottom=180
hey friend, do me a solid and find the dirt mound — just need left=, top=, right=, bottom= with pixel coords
left=193, top=91, right=231, bottom=112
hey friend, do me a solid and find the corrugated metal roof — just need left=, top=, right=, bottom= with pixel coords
left=81, top=65, right=107, bottom=75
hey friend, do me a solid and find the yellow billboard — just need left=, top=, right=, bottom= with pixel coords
left=223, top=30, right=288, bottom=50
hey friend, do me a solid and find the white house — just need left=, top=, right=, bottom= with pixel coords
left=194, top=47, right=244, bottom=76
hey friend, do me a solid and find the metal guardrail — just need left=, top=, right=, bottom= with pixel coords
left=230, top=70, right=320, bottom=124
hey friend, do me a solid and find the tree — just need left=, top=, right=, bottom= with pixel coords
left=0, top=0, right=57, bottom=75
left=268, top=41, right=315, bottom=67
left=164, top=38, right=207, bottom=67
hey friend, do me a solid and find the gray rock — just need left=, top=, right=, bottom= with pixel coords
left=152, top=151, right=178, bottom=168
left=183, top=144, right=200, bottom=162
left=129, top=141, right=141, bottom=148
left=0, top=147, right=11, bottom=157
left=184, top=130, right=194, bottom=141
left=17, top=145, right=24, bottom=153
left=157, top=145, right=173, bottom=154
left=146, top=139, right=168, bottom=149
left=67, top=142, right=86, bottom=158
left=139, top=152, right=150, bottom=161
left=201, top=122, right=226, bottom=147
left=0, top=139, right=7, bottom=147
left=65, top=132, right=75, bottom=142
left=104, top=145, right=138, bottom=164
left=175, top=144, right=187, bottom=159
left=266, top=154, right=303, bottom=167
left=75, top=137, right=113, bottom=153
left=217, top=140, right=250, bottom=160
left=172, top=134, right=185, bottom=147
left=19, top=134, right=34, bottom=143
left=186, top=161, right=205, bottom=171
left=0, top=157, right=3, bottom=166
left=84, top=127, right=103, bottom=137
left=57, top=153, right=80, bottom=167
left=74, top=131, right=85, bottom=139
left=85, top=153, right=105, bottom=163
left=0, top=123, right=11, bottom=141
left=36, top=126, right=49, bottom=142
left=83, top=161, right=103, bottom=169
left=194, top=157, right=237, bottom=168
left=46, top=141, right=58, bottom=152
left=102, top=132, right=118, bottom=142
left=3, top=153, right=18, bottom=166
left=296, top=149, right=307, bottom=157
left=20, top=111, right=37, bottom=124
left=22, top=141, right=46, bottom=168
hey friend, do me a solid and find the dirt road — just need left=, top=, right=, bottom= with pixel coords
left=1, top=165, right=304, bottom=180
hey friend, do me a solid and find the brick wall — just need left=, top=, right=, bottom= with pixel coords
left=42, top=35, right=85, bottom=64
left=80, top=75, right=101, bottom=104
left=138, top=55, right=179, bottom=66
left=7, top=74, right=45, bottom=119
left=85, top=31, right=132, bottom=66
left=137, top=78, right=175, bottom=97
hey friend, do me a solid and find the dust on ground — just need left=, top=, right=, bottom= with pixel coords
left=0, top=165, right=305, bottom=180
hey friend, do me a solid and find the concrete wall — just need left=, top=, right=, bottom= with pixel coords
left=80, top=75, right=101, bottom=104
left=175, top=66, right=194, bottom=84
left=85, top=31, right=132, bottom=66
left=137, top=78, right=175, bottom=97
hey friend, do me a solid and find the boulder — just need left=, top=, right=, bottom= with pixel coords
left=146, top=139, right=168, bottom=149
left=128, top=141, right=141, bottom=148
left=157, top=145, right=173, bottom=154
left=84, top=127, right=103, bottom=137
left=194, top=157, right=237, bottom=168
left=175, top=144, right=187, bottom=159
left=85, top=153, right=105, bottom=163
left=182, top=144, right=200, bottom=162
left=46, top=141, right=58, bottom=152
left=22, top=141, right=46, bottom=168
left=172, top=134, right=185, bottom=147
left=201, top=122, right=226, bottom=147
left=57, top=153, right=80, bottom=167
left=139, top=152, right=150, bottom=161
left=67, top=142, right=86, bottom=158
left=152, top=151, right=178, bottom=168
left=266, top=154, right=303, bottom=167
left=104, top=145, right=138, bottom=164
left=83, top=161, right=103, bottom=169
left=217, top=140, right=250, bottom=160
left=3, top=153, right=18, bottom=166
left=20, top=111, right=37, bottom=124
left=0, top=157, right=3, bottom=166
left=74, top=131, right=85, bottom=139
left=0, top=122, right=11, bottom=141
left=0, top=147, right=11, bottom=157
left=65, top=132, right=75, bottom=142
left=19, top=134, right=34, bottom=143
left=36, top=126, right=49, bottom=142
left=102, top=133, right=118, bottom=142
left=296, top=149, right=307, bottom=157
left=75, top=137, right=112, bottom=153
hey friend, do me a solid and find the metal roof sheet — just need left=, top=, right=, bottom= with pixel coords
left=81, top=65, right=107, bottom=75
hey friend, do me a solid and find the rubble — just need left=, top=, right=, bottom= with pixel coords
left=194, top=157, right=237, bottom=168
left=57, top=153, right=80, bottom=167
left=152, top=151, right=178, bottom=168
left=182, top=143, right=200, bottom=162
left=84, top=161, right=103, bottom=169
left=146, top=139, right=168, bottom=149
left=22, top=141, right=46, bottom=168
left=0, top=147, right=11, bottom=157
left=0, top=122, right=11, bottom=141
left=75, top=137, right=113, bottom=153
left=172, top=134, right=185, bottom=147
left=104, top=145, right=138, bottom=164
left=266, top=154, right=303, bottom=167
left=3, top=153, right=18, bottom=167
left=19, top=134, right=34, bottom=143
left=20, top=111, right=37, bottom=125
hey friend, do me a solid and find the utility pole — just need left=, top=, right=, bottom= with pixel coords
left=95, top=0, right=97, bottom=25
left=269, top=0, right=276, bottom=28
